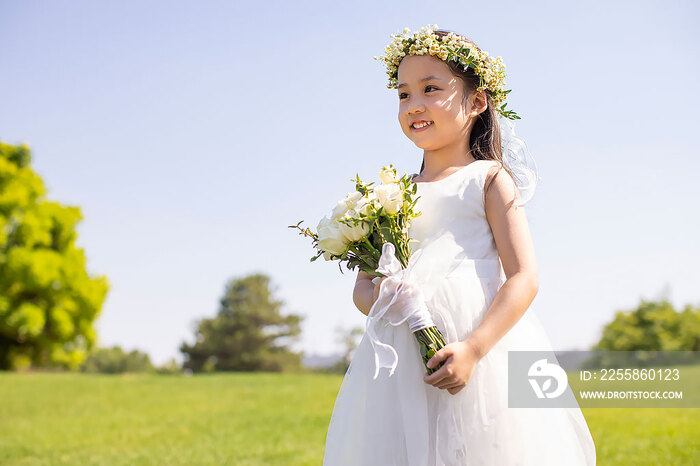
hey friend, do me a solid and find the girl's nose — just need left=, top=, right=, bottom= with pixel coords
left=407, top=99, right=425, bottom=114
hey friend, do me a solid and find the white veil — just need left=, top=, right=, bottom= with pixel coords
left=497, top=115, right=541, bottom=207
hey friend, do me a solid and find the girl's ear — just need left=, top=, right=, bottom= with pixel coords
left=471, top=90, right=488, bottom=117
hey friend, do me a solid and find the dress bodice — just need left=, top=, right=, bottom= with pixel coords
left=407, top=159, right=502, bottom=263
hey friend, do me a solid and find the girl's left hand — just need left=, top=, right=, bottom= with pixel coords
left=423, top=340, right=481, bottom=395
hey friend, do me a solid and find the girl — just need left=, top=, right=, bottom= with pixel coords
left=323, top=25, right=597, bottom=465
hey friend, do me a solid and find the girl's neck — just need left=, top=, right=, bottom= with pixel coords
left=420, top=145, right=477, bottom=178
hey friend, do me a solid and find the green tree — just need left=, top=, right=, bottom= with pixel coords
left=154, top=357, right=181, bottom=375
left=180, top=273, right=304, bottom=373
left=593, top=299, right=700, bottom=351
left=0, top=142, right=109, bottom=370
left=583, top=299, right=700, bottom=369
left=81, top=345, right=154, bottom=374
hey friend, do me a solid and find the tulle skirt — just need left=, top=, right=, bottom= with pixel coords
left=322, top=257, right=597, bottom=466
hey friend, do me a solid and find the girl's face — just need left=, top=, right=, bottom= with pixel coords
left=397, top=54, right=478, bottom=151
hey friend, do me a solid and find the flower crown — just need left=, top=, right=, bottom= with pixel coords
left=373, top=24, right=519, bottom=120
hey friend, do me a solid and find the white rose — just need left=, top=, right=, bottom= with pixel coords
left=354, top=194, right=374, bottom=216
left=331, top=191, right=363, bottom=220
left=374, top=183, right=404, bottom=215
left=316, top=215, right=348, bottom=256
left=378, top=167, right=400, bottom=184
left=338, top=212, right=370, bottom=242
left=355, top=188, right=382, bottom=215
left=344, top=191, right=363, bottom=209
left=368, top=191, right=382, bottom=210
left=330, top=201, right=348, bottom=221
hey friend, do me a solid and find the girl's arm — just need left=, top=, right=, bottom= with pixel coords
left=353, top=270, right=383, bottom=316
left=465, top=165, right=539, bottom=359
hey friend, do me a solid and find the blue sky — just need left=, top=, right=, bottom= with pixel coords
left=1, top=1, right=698, bottom=365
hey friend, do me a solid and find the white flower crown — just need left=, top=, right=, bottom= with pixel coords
left=373, top=24, right=519, bottom=120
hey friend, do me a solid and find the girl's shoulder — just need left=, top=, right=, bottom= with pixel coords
left=483, top=160, right=507, bottom=195
left=482, top=160, right=525, bottom=209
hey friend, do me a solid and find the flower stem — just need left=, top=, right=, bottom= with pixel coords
left=361, top=236, right=381, bottom=260
left=414, top=326, right=447, bottom=375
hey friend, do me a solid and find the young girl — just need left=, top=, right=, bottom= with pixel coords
left=323, top=25, right=597, bottom=465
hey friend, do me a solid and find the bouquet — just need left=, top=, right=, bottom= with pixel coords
left=288, top=165, right=447, bottom=376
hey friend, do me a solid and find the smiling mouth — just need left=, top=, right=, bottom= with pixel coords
left=411, top=121, right=433, bottom=130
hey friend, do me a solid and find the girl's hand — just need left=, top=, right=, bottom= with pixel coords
left=423, top=340, right=481, bottom=395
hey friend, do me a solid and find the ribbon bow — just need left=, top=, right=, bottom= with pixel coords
left=365, top=242, right=436, bottom=379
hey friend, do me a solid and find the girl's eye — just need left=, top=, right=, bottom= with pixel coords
left=399, top=85, right=438, bottom=100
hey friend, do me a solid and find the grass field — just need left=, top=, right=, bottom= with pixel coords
left=1, top=370, right=698, bottom=465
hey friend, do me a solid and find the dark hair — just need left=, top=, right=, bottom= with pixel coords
left=411, top=29, right=504, bottom=176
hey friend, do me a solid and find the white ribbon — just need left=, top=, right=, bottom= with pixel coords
left=365, top=242, right=436, bottom=379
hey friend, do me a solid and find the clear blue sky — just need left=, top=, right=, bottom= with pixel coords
left=1, top=1, right=698, bottom=365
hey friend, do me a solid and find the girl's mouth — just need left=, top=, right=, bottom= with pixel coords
left=411, top=121, right=433, bottom=132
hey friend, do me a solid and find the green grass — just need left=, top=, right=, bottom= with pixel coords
left=582, top=407, right=699, bottom=465
left=0, top=372, right=338, bottom=465
left=0, top=371, right=698, bottom=465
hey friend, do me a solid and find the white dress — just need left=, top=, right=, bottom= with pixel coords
left=323, top=159, right=597, bottom=466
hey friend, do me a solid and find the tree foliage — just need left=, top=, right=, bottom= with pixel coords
left=0, top=142, right=109, bottom=370
left=593, top=299, right=700, bottom=351
left=180, top=273, right=304, bottom=373
left=81, top=345, right=154, bottom=374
